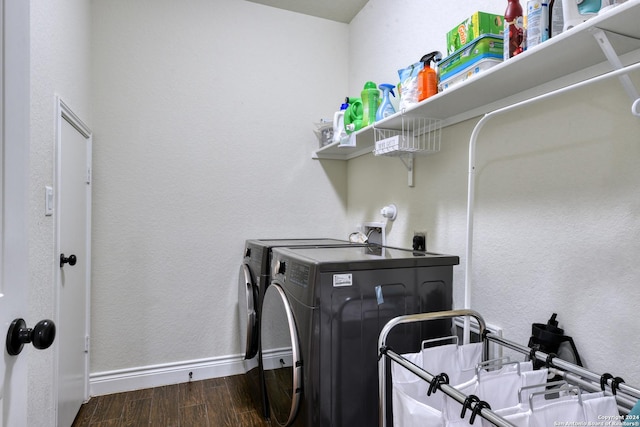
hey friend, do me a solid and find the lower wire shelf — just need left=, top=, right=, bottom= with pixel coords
left=373, top=116, right=442, bottom=157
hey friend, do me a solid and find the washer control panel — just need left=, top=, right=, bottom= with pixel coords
left=288, top=261, right=310, bottom=288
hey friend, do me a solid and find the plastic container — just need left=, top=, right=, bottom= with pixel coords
left=561, top=0, right=604, bottom=31
left=439, top=58, right=502, bottom=91
left=526, top=1, right=550, bottom=49
left=313, top=119, right=334, bottom=147
left=439, top=34, right=503, bottom=82
left=361, top=81, right=380, bottom=127
left=376, top=84, right=396, bottom=121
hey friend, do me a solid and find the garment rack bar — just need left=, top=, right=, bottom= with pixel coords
left=549, top=367, right=637, bottom=413
left=485, top=332, right=640, bottom=401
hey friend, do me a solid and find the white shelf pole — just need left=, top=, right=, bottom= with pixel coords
left=463, top=60, right=640, bottom=343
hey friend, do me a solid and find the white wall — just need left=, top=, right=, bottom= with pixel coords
left=89, top=0, right=350, bottom=373
left=29, top=0, right=92, bottom=425
left=347, top=0, right=640, bottom=384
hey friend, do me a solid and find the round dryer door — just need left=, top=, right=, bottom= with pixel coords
left=238, top=263, right=259, bottom=360
left=261, top=283, right=302, bottom=427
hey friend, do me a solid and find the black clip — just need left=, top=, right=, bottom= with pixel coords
left=482, top=328, right=490, bottom=340
left=378, top=346, right=389, bottom=361
left=529, top=345, right=539, bottom=363
left=461, top=395, right=480, bottom=419
left=600, top=373, right=614, bottom=391
left=427, top=373, right=449, bottom=396
left=611, top=376, right=625, bottom=396
left=470, top=400, right=491, bottom=425
left=545, top=352, right=557, bottom=368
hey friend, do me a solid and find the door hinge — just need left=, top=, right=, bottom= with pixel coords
left=85, top=335, right=90, bottom=353
left=86, top=167, right=91, bottom=185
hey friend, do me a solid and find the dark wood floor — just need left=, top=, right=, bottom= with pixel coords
left=72, top=374, right=272, bottom=427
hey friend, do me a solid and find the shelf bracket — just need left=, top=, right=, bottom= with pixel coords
left=591, top=28, right=640, bottom=116
left=398, top=156, right=414, bottom=187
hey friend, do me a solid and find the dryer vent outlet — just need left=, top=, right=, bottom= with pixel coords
left=363, top=222, right=385, bottom=246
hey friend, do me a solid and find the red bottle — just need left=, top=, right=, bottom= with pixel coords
left=504, top=0, right=524, bottom=59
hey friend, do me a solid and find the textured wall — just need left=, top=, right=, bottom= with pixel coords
left=89, top=0, right=350, bottom=373
left=347, top=0, right=640, bottom=384
left=29, top=0, right=93, bottom=425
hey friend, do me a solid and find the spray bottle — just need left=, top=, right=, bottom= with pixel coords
left=417, top=51, right=442, bottom=102
left=361, top=82, right=380, bottom=127
left=376, top=84, right=396, bottom=121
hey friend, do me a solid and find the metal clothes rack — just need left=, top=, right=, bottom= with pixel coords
left=378, top=309, right=640, bottom=427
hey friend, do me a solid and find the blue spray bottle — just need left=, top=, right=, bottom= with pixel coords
left=376, top=84, right=396, bottom=121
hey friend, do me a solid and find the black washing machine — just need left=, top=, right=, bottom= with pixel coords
left=260, top=245, right=459, bottom=427
left=237, top=238, right=367, bottom=419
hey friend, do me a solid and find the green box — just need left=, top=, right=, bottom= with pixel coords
left=446, top=11, right=504, bottom=55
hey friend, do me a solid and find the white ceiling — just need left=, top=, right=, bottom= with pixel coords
left=245, top=0, right=369, bottom=23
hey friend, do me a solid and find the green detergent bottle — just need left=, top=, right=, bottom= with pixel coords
left=361, top=81, right=380, bottom=127
left=343, top=98, right=363, bottom=134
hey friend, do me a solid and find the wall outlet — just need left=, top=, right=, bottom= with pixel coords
left=413, top=232, right=426, bottom=251
left=363, top=222, right=385, bottom=246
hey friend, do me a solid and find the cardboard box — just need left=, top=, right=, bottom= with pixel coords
left=446, top=11, right=504, bottom=55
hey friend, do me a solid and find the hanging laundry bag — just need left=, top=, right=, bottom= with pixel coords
left=391, top=341, right=483, bottom=426
left=492, top=390, right=619, bottom=426
left=441, top=361, right=549, bottom=427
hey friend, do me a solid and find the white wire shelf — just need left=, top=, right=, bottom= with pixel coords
left=373, top=116, right=442, bottom=157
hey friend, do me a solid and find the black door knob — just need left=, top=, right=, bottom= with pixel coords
left=60, top=253, right=77, bottom=268
left=6, top=318, right=56, bottom=356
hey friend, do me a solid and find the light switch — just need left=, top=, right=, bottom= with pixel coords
left=45, top=186, right=53, bottom=216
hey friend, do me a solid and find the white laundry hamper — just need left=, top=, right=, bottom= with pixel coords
left=391, top=342, right=484, bottom=426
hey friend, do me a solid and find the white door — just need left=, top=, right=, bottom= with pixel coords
left=1, top=0, right=31, bottom=426
left=55, top=99, right=92, bottom=427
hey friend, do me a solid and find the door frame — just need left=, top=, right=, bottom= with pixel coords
left=54, top=97, right=93, bottom=415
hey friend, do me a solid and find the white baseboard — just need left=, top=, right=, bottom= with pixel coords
left=89, top=353, right=255, bottom=397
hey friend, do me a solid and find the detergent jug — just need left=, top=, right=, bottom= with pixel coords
left=561, top=0, right=609, bottom=31
left=332, top=102, right=349, bottom=144
left=361, top=82, right=380, bottom=127
left=343, top=98, right=363, bottom=134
